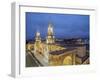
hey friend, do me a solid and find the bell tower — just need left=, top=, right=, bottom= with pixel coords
left=34, top=31, right=42, bottom=52
left=46, top=23, right=55, bottom=44
left=35, top=31, right=41, bottom=43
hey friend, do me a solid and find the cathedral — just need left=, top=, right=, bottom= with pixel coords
left=27, top=22, right=89, bottom=66
left=34, top=22, right=56, bottom=55
left=33, top=23, right=75, bottom=66
left=33, top=23, right=56, bottom=66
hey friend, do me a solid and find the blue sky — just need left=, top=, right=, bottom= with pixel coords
left=26, top=12, right=89, bottom=40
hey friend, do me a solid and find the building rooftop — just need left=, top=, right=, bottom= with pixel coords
left=49, top=48, right=76, bottom=55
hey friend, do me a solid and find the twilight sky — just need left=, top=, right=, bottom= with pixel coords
left=26, top=12, right=89, bottom=40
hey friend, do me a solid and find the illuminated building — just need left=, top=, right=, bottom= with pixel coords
left=29, top=23, right=89, bottom=66
left=34, top=31, right=49, bottom=66
left=35, top=31, right=41, bottom=42
left=49, top=48, right=76, bottom=66
left=46, top=23, right=55, bottom=44
left=34, top=31, right=42, bottom=53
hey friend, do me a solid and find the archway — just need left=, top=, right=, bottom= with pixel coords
left=63, top=56, right=72, bottom=65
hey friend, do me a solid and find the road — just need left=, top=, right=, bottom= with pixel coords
left=26, top=51, right=43, bottom=67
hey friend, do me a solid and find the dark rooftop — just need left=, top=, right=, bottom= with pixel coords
left=50, top=48, right=76, bottom=55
